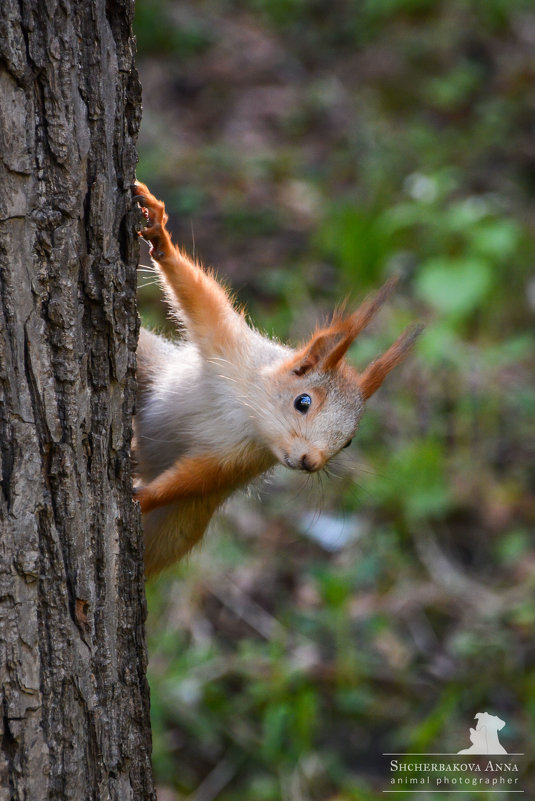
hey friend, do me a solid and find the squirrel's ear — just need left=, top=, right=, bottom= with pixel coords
left=290, top=330, right=342, bottom=376
left=288, top=276, right=406, bottom=377
left=321, top=275, right=401, bottom=370
left=319, top=275, right=402, bottom=371
left=358, top=323, right=423, bottom=400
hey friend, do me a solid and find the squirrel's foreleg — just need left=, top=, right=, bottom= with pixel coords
left=135, top=453, right=254, bottom=514
left=132, top=182, right=243, bottom=356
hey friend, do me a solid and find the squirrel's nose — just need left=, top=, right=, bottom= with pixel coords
left=300, top=454, right=316, bottom=472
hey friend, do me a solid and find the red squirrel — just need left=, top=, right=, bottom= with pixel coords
left=132, top=183, right=422, bottom=575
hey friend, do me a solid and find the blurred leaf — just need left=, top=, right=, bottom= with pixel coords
left=315, top=204, right=390, bottom=286
left=417, top=321, right=461, bottom=365
left=494, top=529, right=531, bottom=565
left=416, top=256, right=493, bottom=317
left=371, top=440, right=452, bottom=521
left=406, top=686, right=461, bottom=751
left=293, top=687, right=318, bottom=751
left=262, top=702, right=291, bottom=761
left=469, top=219, right=522, bottom=261
left=315, top=569, right=352, bottom=609
left=445, top=198, right=491, bottom=231
left=134, top=0, right=212, bottom=56
left=168, top=186, right=207, bottom=217
left=335, top=687, right=374, bottom=715
left=423, top=62, right=483, bottom=112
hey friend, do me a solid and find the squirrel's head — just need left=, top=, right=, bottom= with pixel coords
left=257, top=277, right=422, bottom=473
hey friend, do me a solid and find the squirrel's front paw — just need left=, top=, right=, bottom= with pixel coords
left=132, top=182, right=169, bottom=257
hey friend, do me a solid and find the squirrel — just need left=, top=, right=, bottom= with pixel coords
left=131, top=182, right=422, bottom=575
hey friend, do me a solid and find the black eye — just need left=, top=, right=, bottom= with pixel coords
left=294, top=394, right=312, bottom=414
left=343, top=439, right=352, bottom=449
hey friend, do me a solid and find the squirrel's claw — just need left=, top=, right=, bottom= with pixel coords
left=131, top=182, right=169, bottom=252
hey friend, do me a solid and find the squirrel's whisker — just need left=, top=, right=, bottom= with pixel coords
left=132, top=181, right=421, bottom=575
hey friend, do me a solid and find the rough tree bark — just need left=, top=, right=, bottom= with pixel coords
left=0, top=2, right=154, bottom=799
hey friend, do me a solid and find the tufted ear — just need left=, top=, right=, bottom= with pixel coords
left=358, top=323, right=423, bottom=400
left=289, top=276, right=401, bottom=377
left=290, top=329, right=343, bottom=376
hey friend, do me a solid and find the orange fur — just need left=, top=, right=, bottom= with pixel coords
left=132, top=183, right=422, bottom=573
left=134, top=441, right=276, bottom=515
left=282, top=276, right=402, bottom=376
left=134, top=181, right=240, bottom=356
left=358, top=323, right=424, bottom=400
left=135, top=453, right=258, bottom=514
left=324, top=276, right=399, bottom=369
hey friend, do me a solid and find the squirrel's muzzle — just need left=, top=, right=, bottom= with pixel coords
left=283, top=449, right=324, bottom=472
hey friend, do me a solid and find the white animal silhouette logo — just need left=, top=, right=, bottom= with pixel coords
left=458, top=712, right=508, bottom=754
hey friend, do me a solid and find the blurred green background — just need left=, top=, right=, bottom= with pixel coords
left=134, top=1, right=535, bottom=798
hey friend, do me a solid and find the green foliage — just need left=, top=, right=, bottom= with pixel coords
left=416, top=256, right=492, bottom=318
left=135, top=0, right=212, bottom=56
left=135, top=0, right=535, bottom=797
left=314, top=204, right=391, bottom=288
left=369, top=439, right=452, bottom=522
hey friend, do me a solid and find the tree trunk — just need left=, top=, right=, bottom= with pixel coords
left=0, top=2, right=154, bottom=799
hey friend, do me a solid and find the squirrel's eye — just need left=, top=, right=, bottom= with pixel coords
left=343, top=439, right=352, bottom=449
left=294, top=394, right=312, bottom=414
